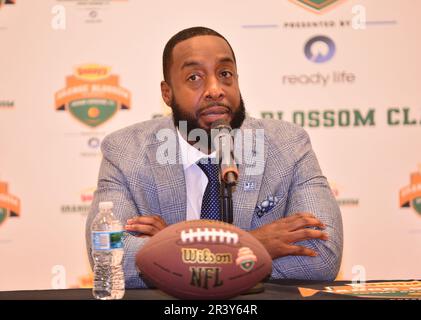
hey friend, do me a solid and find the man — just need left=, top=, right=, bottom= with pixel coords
left=86, top=26, right=343, bottom=288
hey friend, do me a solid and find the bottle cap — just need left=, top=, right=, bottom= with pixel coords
left=99, top=201, right=113, bottom=211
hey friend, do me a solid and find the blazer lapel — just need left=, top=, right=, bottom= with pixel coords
left=145, top=121, right=187, bottom=225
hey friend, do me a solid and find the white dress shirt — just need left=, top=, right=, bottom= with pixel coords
left=177, top=130, right=217, bottom=220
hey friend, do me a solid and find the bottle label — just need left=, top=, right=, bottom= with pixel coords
left=92, top=231, right=124, bottom=250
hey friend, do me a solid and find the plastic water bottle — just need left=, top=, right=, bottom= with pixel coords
left=91, top=201, right=125, bottom=300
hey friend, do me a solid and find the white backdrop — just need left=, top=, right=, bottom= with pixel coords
left=1, top=0, right=420, bottom=290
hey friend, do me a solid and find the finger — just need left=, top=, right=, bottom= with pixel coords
left=127, top=215, right=164, bottom=225
left=125, top=224, right=160, bottom=236
left=283, top=213, right=326, bottom=231
left=124, top=223, right=162, bottom=236
left=288, top=218, right=326, bottom=232
left=281, top=212, right=315, bottom=224
left=287, top=245, right=318, bottom=257
left=135, top=215, right=166, bottom=228
left=127, top=215, right=166, bottom=230
left=288, top=229, right=329, bottom=243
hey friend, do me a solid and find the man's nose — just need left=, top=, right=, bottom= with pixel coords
left=204, top=77, right=225, bottom=101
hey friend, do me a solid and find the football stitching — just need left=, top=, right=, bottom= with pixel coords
left=180, top=228, right=239, bottom=244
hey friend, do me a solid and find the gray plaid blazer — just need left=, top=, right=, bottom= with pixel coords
left=85, top=116, right=343, bottom=288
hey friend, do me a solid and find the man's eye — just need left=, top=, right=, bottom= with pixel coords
left=188, top=74, right=200, bottom=81
left=220, top=71, right=233, bottom=78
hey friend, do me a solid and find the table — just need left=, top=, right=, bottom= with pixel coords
left=1, top=280, right=418, bottom=319
left=0, top=279, right=407, bottom=300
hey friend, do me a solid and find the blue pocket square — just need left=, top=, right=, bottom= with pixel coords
left=255, top=196, right=281, bottom=217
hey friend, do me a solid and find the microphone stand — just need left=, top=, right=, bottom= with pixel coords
left=220, top=178, right=234, bottom=224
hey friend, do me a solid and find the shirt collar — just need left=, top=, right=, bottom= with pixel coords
left=177, top=129, right=216, bottom=170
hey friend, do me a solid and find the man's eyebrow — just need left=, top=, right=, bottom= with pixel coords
left=180, top=57, right=235, bottom=70
left=218, top=57, right=235, bottom=65
left=181, top=60, right=202, bottom=70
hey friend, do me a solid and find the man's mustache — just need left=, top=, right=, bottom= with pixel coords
left=196, top=102, right=232, bottom=117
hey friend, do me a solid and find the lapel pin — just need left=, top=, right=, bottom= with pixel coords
left=243, top=181, right=256, bottom=191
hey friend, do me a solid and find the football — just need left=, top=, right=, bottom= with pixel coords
left=136, top=219, right=272, bottom=299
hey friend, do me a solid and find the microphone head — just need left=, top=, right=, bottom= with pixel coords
left=211, top=118, right=232, bottom=131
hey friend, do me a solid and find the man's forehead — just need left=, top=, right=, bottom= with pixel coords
left=171, top=35, right=235, bottom=67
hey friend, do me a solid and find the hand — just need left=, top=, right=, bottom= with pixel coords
left=125, top=215, right=167, bottom=237
left=249, top=212, right=328, bottom=259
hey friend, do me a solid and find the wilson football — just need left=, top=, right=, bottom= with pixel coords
left=136, top=219, right=272, bottom=299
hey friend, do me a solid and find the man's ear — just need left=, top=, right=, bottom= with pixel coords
left=161, top=81, right=172, bottom=107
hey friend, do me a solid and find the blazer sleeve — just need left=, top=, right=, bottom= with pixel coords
left=85, top=136, right=150, bottom=288
left=270, top=128, right=344, bottom=281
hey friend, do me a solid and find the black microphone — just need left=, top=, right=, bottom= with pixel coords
left=211, top=119, right=239, bottom=186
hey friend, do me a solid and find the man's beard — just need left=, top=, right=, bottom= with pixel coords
left=171, top=94, right=246, bottom=135
left=171, top=95, right=246, bottom=151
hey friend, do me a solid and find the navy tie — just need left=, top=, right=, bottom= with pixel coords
left=196, top=158, right=221, bottom=220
